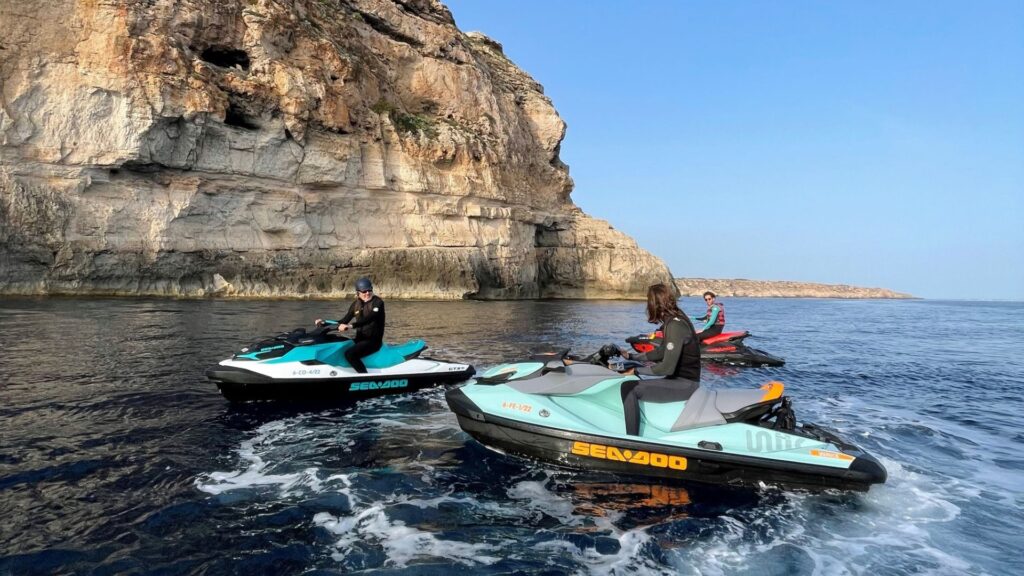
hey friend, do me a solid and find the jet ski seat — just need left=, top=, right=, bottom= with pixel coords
left=506, top=364, right=626, bottom=395
left=357, top=340, right=427, bottom=368
left=700, top=331, right=750, bottom=345
left=671, top=382, right=785, bottom=431
left=313, top=339, right=427, bottom=369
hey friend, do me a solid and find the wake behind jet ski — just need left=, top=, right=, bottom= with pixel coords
left=445, top=350, right=885, bottom=491
left=627, top=330, right=786, bottom=367
left=206, top=325, right=474, bottom=402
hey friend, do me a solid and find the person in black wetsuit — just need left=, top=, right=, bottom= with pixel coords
left=617, top=283, right=701, bottom=436
left=315, top=277, right=385, bottom=374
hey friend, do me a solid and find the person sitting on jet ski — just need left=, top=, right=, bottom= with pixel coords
left=314, top=277, right=385, bottom=374
left=617, top=283, right=702, bottom=436
left=693, top=291, right=725, bottom=342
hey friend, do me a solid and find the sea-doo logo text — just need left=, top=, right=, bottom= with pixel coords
left=571, top=441, right=687, bottom=471
left=501, top=401, right=532, bottom=413
left=349, top=379, right=409, bottom=392
left=260, top=345, right=285, bottom=352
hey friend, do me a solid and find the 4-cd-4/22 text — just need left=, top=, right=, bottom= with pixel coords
left=291, top=369, right=322, bottom=376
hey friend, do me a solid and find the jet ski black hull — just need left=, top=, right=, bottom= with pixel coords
left=208, top=365, right=475, bottom=402
left=702, top=346, right=786, bottom=367
left=446, top=388, right=885, bottom=491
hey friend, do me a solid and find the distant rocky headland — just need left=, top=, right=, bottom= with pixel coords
left=0, top=0, right=672, bottom=300
left=676, top=278, right=915, bottom=299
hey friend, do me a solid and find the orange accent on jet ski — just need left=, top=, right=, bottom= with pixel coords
left=811, top=449, right=854, bottom=461
left=760, top=381, right=784, bottom=401
left=705, top=345, right=737, bottom=353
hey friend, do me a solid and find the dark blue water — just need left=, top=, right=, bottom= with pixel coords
left=1, top=297, right=1022, bottom=575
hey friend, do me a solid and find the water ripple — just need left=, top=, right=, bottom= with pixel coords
left=2, top=297, right=1023, bottom=574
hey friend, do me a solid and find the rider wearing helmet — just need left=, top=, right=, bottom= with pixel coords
left=315, top=277, right=386, bottom=373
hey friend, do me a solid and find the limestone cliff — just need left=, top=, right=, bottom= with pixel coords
left=0, top=0, right=672, bottom=299
left=676, top=278, right=915, bottom=299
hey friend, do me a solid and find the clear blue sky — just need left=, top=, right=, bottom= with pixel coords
left=445, top=0, right=1024, bottom=300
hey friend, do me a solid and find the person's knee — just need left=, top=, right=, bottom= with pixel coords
left=620, top=380, right=639, bottom=402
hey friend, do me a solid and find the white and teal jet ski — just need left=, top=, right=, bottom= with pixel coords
left=445, top=355, right=886, bottom=491
left=207, top=326, right=474, bottom=402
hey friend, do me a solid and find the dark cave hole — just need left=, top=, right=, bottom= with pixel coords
left=200, top=46, right=251, bottom=70
left=224, top=104, right=260, bottom=130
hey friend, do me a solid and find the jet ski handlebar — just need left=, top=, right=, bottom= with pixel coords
left=529, top=344, right=646, bottom=374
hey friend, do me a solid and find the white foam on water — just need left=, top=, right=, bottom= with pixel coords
left=194, top=417, right=353, bottom=499
left=400, top=493, right=527, bottom=520
left=314, top=504, right=501, bottom=568
left=198, top=411, right=507, bottom=569
left=507, top=479, right=581, bottom=524
left=196, top=464, right=322, bottom=496
left=868, top=458, right=961, bottom=524
left=311, top=474, right=679, bottom=572
left=668, top=452, right=981, bottom=575
left=505, top=477, right=679, bottom=575
left=367, top=415, right=451, bottom=433
left=533, top=531, right=674, bottom=576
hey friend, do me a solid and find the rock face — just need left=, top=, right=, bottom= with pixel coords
left=676, top=278, right=915, bottom=299
left=0, top=0, right=672, bottom=299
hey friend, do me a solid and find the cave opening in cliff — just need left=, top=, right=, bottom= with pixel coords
left=535, top=223, right=560, bottom=248
left=224, top=103, right=260, bottom=130
left=199, top=46, right=251, bottom=70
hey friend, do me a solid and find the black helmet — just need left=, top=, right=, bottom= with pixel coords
left=355, top=277, right=373, bottom=293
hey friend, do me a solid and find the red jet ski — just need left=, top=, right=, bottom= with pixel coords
left=626, top=330, right=785, bottom=367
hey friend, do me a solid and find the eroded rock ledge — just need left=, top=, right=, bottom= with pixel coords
left=0, top=0, right=672, bottom=299
left=676, top=278, right=915, bottom=299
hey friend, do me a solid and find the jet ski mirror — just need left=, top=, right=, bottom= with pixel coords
left=598, top=343, right=620, bottom=361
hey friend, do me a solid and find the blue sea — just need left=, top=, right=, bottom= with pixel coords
left=1, top=297, right=1022, bottom=575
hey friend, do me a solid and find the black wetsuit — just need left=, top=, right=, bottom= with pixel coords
left=621, top=315, right=701, bottom=435
left=336, top=295, right=386, bottom=373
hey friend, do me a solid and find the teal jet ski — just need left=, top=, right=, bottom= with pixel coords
left=445, top=357, right=886, bottom=491
left=207, top=325, right=475, bottom=402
